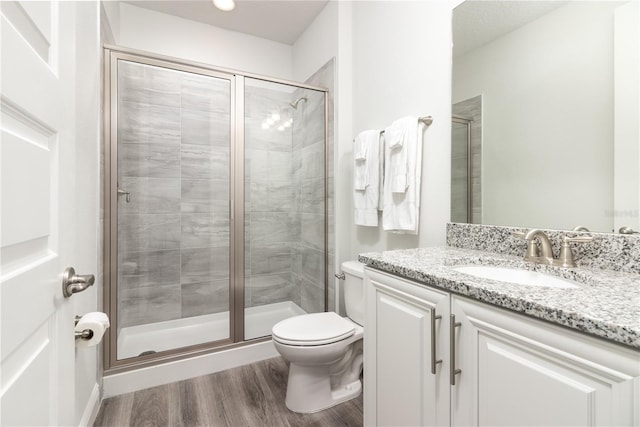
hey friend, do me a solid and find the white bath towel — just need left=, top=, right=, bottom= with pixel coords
left=382, top=117, right=424, bottom=234
left=385, top=116, right=416, bottom=193
left=354, top=129, right=382, bottom=226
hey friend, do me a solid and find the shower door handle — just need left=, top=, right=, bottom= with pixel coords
left=117, top=188, right=131, bottom=203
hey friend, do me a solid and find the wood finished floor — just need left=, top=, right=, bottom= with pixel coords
left=94, top=357, right=363, bottom=427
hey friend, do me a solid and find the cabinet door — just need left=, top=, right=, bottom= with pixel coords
left=364, top=269, right=450, bottom=427
left=452, top=296, right=640, bottom=427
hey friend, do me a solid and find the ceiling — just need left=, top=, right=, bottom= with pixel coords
left=453, top=1, right=569, bottom=58
left=124, top=0, right=329, bottom=45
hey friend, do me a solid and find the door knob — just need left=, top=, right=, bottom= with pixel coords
left=62, top=267, right=95, bottom=298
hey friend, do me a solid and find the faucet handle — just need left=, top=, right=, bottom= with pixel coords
left=556, top=235, right=592, bottom=268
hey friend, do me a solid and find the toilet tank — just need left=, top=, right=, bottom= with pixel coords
left=341, top=261, right=366, bottom=326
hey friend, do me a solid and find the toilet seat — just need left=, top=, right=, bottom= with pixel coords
left=272, top=312, right=356, bottom=346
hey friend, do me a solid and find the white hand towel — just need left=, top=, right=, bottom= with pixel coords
left=354, top=130, right=382, bottom=226
left=383, top=118, right=424, bottom=234
left=385, top=116, right=416, bottom=193
left=353, top=131, right=373, bottom=190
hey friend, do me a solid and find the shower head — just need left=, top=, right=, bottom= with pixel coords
left=289, top=96, right=308, bottom=109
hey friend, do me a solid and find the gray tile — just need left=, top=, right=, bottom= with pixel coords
left=118, top=249, right=180, bottom=289
left=300, top=246, right=324, bottom=286
left=301, top=276, right=324, bottom=313
left=118, top=142, right=180, bottom=178
left=181, top=280, right=230, bottom=317
left=247, top=212, right=292, bottom=244
left=301, top=213, right=324, bottom=250
left=248, top=180, right=268, bottom=212
left=181, top=144, right=230, bottom=180
left=181, top=74, right=230, bottom=112
left=181, top=179, right=229, bottom=213
left=118, top=61, right=181, bottom=108
left=117, top=177, right=180, bottom=215
left=244, top=84, right=290, bottom=119
left=300, top=141, right=324, bottom=180
left=249, top=180, right=292, bottom=213
left=301, top=178, right=324, bottom=214
left=245, top=273, right=293, bottom=307
left=181, top=213, right=230, bottom=249
left=118, top=101, right=181, bottom=145
left=181, top=247, right=230, bottom=285
left=118, top=214, right=181, bottom=252
left=245, top=149, right=268, bottom=183
left=181, top=108, right=230, bottom=147
left=267, top=151, right=292, bottom=182
left=245, top=116, right=292, bottom=152
left=118, top=283, right=182, bottom=328
left=247, top=242, right=291, bottom=275
left=289, top=273, right=302, bottom=307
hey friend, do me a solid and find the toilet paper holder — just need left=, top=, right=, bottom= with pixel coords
left=74, top=315, right=94, bottom=341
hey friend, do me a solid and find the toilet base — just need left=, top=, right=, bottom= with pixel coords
left=284, top=362, right=362, bottom=414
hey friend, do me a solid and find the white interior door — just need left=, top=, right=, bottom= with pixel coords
left=1, top=2, right=81, bottom=425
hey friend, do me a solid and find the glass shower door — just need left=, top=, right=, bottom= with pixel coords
left=243, top=77, right=327, bottom=340
left=115, top=58, right=233, bottom=359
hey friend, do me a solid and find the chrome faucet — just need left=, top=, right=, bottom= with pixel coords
left=514, top=229, right=593, bottom=268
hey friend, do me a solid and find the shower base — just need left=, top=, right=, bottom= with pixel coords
left=117, top=300, right=306, bottom=360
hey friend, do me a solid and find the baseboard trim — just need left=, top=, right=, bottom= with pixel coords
left=102, top=340, right=278, bottom=398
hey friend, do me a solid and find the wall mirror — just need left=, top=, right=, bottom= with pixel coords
left=451, top=0, right=639, bottom=233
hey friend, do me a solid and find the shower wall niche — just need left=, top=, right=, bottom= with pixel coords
left=104, top=47, right=329, bottom=369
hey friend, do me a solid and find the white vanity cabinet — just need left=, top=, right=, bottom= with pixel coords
left=364, top=268, right=451, bottom=426
left=364, top=267, right=640, bottom=427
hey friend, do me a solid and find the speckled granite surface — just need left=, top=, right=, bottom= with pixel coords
left=447, top=223, right=640, bottom=274
left=358, top=246, right=640, bottom=349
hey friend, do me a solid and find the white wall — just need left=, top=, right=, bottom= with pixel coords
left=113, top=2, right=293, bottom=80
left=347, top=1, right=453, bottom=258
left=74, top=1, right=102, bottom=425
left=292, top=2, right=339, bottom=83
left=453, top=2, right=616, bottom=232
left=293, top=0, right=454, bottom=264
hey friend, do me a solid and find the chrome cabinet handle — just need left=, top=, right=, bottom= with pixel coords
left=431, top=309, right=442, bottom=374
left=62, top=267, right=95, bottom=298
left=117, top=188, right=131, bottom=203
left=450, top=314, right=462, bottom=385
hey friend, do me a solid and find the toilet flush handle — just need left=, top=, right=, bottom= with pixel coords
left=335, top=272, right=345, bottom=280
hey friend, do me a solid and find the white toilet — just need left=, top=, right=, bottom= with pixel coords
left=271, top=261, right=365, bottom=413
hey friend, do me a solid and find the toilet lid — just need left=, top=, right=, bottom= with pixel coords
left=272, top=312, right=356, bottom=346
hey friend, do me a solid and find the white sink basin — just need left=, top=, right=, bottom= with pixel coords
left=452, top=265, right=579, bottom=289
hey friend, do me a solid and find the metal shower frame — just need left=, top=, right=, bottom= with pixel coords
left=102, top=45, right=330, bottom=374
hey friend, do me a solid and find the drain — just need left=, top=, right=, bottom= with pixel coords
left=138, top=350, right=157, bottom=357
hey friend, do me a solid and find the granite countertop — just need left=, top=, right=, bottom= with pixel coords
left=358, top=247, right=640, bottom=349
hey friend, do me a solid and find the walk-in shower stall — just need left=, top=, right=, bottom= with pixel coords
left=103, top=46, right=328, bottom=371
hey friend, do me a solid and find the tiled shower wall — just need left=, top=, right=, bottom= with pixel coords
left=292, top=59, right=335, bottom=314
left=117, top=61, right=231, bottom=328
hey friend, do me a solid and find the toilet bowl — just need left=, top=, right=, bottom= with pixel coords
left=271, top=261, right=365, bottom=414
